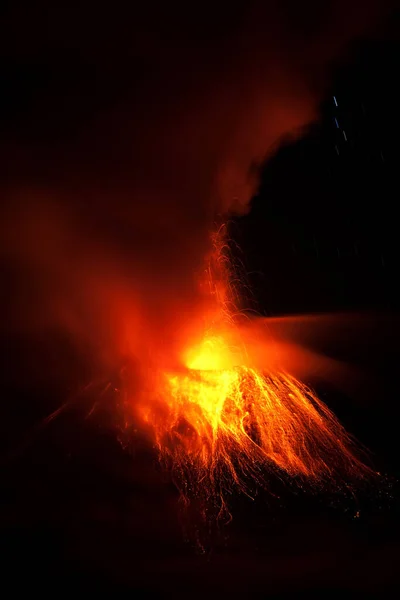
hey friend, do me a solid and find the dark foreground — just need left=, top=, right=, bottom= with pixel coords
left=1, top=363, right=399, bottom=599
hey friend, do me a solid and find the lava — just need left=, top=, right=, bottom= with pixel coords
left=126, top=226, right=370, bottom=516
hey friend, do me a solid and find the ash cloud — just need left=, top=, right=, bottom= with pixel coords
left=0, top=1, right=391, bottom=382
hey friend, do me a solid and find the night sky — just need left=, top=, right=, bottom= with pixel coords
left=239, top=34, right=400, bottom=316
left=1, top=2, right=400, bottom=597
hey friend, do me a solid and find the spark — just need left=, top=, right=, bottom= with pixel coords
left=127, top=226, right=372, bottom=518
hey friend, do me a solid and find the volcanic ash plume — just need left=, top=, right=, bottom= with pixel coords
left=0, top=0, right=389, bottom=373
left=0, top=1, right=387, bottom=518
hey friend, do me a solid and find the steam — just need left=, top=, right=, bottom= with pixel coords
left=0, top=1, right=391, bottom=383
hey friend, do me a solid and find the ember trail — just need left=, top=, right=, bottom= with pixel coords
left=128, top=227, right=370, bottom=513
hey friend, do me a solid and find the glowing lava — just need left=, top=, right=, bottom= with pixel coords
left=131, top=226, right=370, bottom=515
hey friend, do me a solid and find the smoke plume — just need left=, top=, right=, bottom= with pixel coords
left=0, top=1, right=391, bottom=385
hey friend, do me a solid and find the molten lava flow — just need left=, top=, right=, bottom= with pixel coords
left=132, top=226, right=370, bottom=516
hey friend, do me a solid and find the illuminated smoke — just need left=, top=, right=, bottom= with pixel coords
left=0, top=1, right=391, bottom=388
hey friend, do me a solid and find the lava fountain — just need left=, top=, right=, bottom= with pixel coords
left=124, top=226, right=371, bottom=518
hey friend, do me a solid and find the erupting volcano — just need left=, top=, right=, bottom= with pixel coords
left=121, top=226, right=370, bottom=519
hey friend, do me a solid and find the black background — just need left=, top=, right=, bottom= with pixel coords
left=1, top=3, right=400, bottom=597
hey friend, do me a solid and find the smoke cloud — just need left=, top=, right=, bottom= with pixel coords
left=0, top=1, right=391, bottom=384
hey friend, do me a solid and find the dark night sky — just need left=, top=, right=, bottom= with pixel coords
left=238, top=34, right=400, bottom=316
left=1, top=2, right=400, bottom=597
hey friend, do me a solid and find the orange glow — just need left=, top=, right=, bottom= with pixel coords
left=128, top=226, right=370, bottom=514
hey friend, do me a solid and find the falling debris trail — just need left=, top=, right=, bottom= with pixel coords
left=124, top=227, right=373, bottom=520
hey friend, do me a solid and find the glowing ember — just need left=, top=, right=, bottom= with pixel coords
left=128, top=226, right=369, bottom=515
